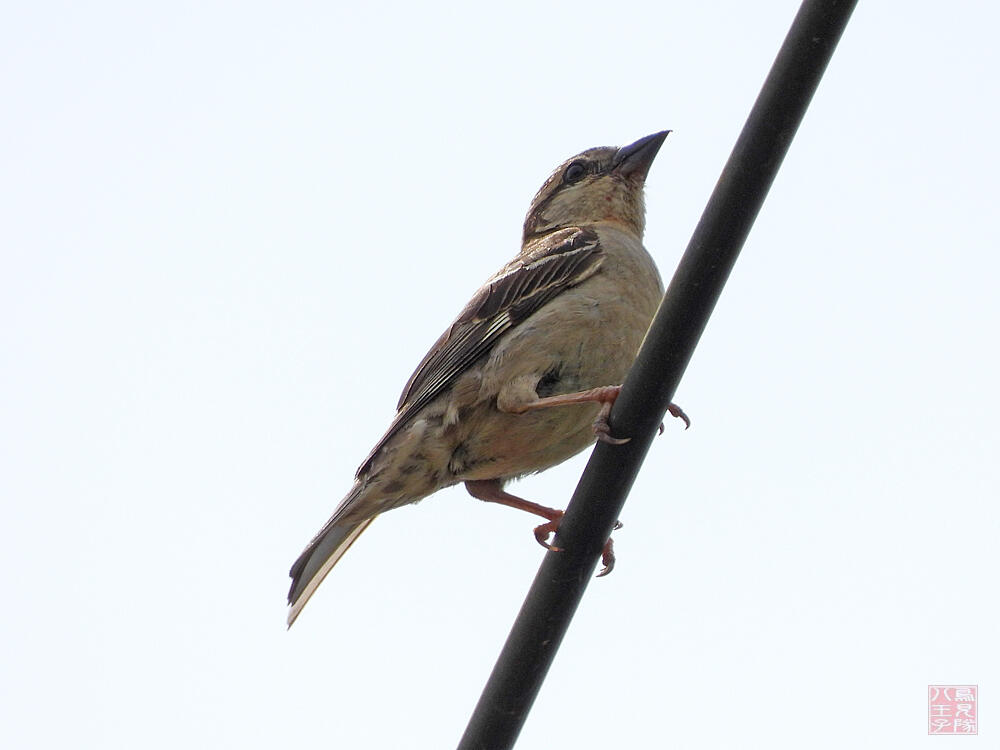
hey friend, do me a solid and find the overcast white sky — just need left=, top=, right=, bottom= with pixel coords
left=3, top=2, right=998, bottom=748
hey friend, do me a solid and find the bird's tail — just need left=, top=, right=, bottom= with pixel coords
left=287, top=495, right=375, bottom=627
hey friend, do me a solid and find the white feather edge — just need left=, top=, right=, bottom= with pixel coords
left=286, top=517, right=376, bottom=628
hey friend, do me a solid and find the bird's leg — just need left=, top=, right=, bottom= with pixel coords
left=506, top=385, right=690, bottom=443
left=465, top=479, right=565, bottom=551
left=465, top=479, right=621, bottom=575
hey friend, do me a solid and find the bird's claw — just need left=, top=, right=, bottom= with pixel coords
left=533, top=515, right=622, bottom=577
left=595, top=424, right=631, bottom=445
left=593, top=400, right=631, bottom=444
left=667, top=402, right=691, bottom=430
left=533, top=515, right=563, bottom=552
left=597, top=538, right=616, bottom=577
left=593, top=396, right=688, bottom=442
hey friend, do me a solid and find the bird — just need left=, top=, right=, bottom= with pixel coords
left=287, top=131, right=686, bottom=626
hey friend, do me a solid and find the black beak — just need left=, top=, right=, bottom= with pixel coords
left=612, top=130, right=670, bottom=181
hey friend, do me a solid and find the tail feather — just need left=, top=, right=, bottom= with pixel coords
left=287, top=513, right=375, bottom=627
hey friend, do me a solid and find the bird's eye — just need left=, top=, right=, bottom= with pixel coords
left=563, top=161, right=587, bottom=184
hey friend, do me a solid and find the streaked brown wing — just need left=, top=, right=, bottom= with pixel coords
left=356, top=226, right=603, bottom=478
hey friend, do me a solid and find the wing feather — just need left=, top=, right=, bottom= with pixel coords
left=356, top=227, right=603, bottom=478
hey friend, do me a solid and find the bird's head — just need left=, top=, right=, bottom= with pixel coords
left=522, top=131, right=669, bottom=244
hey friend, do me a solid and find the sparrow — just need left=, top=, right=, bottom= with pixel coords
left=287, top=131, right=686, bottom=626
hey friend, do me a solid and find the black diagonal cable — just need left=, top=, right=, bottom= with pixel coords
left=457, top=1, right=858, bottom=748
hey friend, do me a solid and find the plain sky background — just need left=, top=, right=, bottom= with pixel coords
left=2, top=2, right=998, bottom=748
